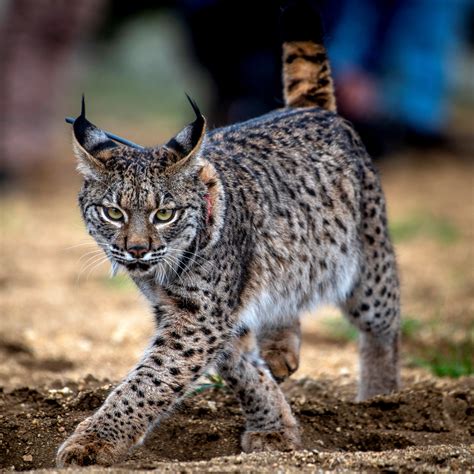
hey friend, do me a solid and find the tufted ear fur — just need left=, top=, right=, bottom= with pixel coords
left=162, top=95, right=206, bottom=173
left=72, top=96, right=120, bottom=178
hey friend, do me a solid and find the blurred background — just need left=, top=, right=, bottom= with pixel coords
left=0, top=0, right=473, bottom=389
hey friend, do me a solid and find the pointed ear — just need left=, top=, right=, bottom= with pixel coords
left=72, top=96, right=119, bottom=178
left=163, top=95, right=206, bottom=172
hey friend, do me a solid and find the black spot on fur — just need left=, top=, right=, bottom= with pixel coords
left=176, top=298, right=200, bottom=314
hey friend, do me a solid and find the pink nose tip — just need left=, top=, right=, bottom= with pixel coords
left=127, top=245, right=148, bottom=258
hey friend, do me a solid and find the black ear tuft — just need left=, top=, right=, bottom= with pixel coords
left=73, top=96, right=118, bottom=163
left=185, top=93, right=203, bottom=121
left=164, top=95, right=207, bottom=169
left=81, top=93, right=86, bottom=119
left=72, top=96, right=119, bottom=177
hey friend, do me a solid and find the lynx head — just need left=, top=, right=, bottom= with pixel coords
left=73, top=97, right=214, bottom=283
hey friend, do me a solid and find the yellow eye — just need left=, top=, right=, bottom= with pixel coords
left=105, top=207, right=124, bottom=221
left=153, top=209, right=175, bottom=223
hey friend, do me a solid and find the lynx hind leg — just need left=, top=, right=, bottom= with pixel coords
left=218, top=327, right=301, bottom=453
left=258, top=319, right=301, bottom=383
left=342, top=234, right=401, bottom=401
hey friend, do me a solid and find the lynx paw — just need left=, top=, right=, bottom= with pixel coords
left=260, top=332, right=300, bottom=382
left=56, top=418, right=128, bottom=467
left=242, top=427, right=301, bottom=453
left=261, top=347, right=299, bottom=382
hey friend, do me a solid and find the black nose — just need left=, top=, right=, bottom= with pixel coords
left=127, top=245, right=148, bottom=259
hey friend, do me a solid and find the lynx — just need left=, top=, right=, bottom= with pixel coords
left=57, top=2, right=400, bottom=466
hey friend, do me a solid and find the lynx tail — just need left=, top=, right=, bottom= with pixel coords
left=281, top=1, right=337, bottom=112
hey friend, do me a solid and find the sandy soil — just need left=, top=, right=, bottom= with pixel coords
left=0, top=149, right=473, bottom=471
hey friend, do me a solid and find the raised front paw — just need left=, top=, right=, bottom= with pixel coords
left=259, top=325, right=301, bottom=383
left=242, top=427, right=302, bottom=453
left=261, top=347, right=299, bottom=382
left=258, top=320, right=301, bottom=382
left=56, top=417, right=129, bottom=467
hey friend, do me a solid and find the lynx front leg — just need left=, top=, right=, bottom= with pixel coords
left=57, top=302, right=222, bottom=467
left=258, top=319, right=301, bottom=382
left=218, top=328, right=301, bottom=453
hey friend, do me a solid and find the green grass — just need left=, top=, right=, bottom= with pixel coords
left=401, top=317, right=423, bottom=338
left=401, top=317, right=473, bottom=378
left=389, top=213, right=459, bottom=244
left=410, top=337, right=474, bottom=378
left=322, top=317, right=358, bottom=342
left=190, top=373, right=226, bottom=396
left=323, top=314, right=473, bottom=378
left=101, top=274, right=135, bottom=291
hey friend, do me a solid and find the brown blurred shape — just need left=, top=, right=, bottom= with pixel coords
left=0, top=0, right=107, bottom=177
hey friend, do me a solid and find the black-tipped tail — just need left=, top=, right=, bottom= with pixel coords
left=281, top=0, right=337, bottom=112
left=280, top=0, right=324, bottom=43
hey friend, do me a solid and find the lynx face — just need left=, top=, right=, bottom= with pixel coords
left=74, top=99, right=208, bottom=281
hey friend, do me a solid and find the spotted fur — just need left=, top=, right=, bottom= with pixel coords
left=57, top=4, right=400, bottom=467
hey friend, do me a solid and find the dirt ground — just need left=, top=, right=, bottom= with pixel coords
left=1, top=375, right=473, bottom=472
left=1, top=144, right=473, bottom=471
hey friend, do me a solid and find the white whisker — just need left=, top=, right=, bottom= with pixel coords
left=168, top=247, right=209, bottom=264
left=85, top=256, right=110, bottom=281
left=63, top=241, right=97, bottom=250
left=167, top=249, right=209, bottom=275
left=78, top=252, right=107, bottom=270
left=154, top=264, right=166, bottom=286
left=163, top=255, right=189, bottom=286
left=165, top=253, right=193, bottom=278
left=77, top=254, right=110, bottom=282
left=110, top=261, right=119, bottom=277
left=77, top=249, right=104, bottom=263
